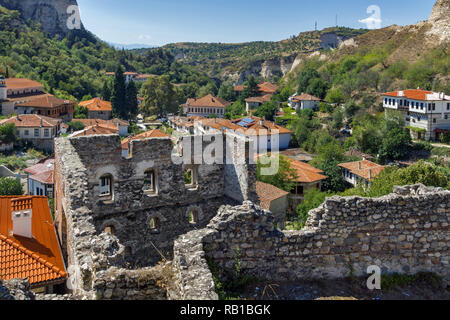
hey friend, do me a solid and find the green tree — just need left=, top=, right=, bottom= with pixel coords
left=74, top=105, right=88, bottom=119
left=242, top=76, right=259, bottom=98
left=125, top=80, right=138, bottom=120
left=218, top=82, right=236, bottom=101
left=325, top=88, right=345, bottom=104
left=306, top=78, right=329, bottom=99
left=67, top=121, right=85, bottom=131
left=0, top=123, right=17, bottom=144
left=141, top=75, right=177, bottom=117
left=111, top=66, right=127, bottom=118
left=297, top=188, right=330, bottom=227
left=310, top=142, right=348, bottom=192
left=378, top=127, right=412, bottom=163
left=257, top=154, right=298, bottom=192
left=0, top=177, right=23, bottom=196
left=254, top=101, right=278, bottom=121
left=101, top=80, right=112, bottom=101
left=297, top=67, right=320, bottom=94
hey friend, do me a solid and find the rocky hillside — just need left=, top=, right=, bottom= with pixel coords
left=0, top=0, right=83, bottom=36
left=283, top=0, right=449, bottom=100
left=158, top=27, right=368, bottom=83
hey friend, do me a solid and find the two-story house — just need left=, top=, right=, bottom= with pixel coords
left=79, top=98, right=113, bottom=120
left=16, top=95, right=75, bottom=122
left=183, top=94, right=231, bottom=118
left=288, top=93, right=321, bottom=111
left=0, top=114, right=62, bottom=152
left=382, top=89, right=450, bottom=141
left=338, top=160, right=385, bottom=189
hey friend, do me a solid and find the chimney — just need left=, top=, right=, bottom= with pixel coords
left=260, top=116, right=265, bottom=126
left=40, top=117, right=43, bottom=127
left=11, top=199, right=33, bottom=239
left=358, top=161, right=362, bottom=170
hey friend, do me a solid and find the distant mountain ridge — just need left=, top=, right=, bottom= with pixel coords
left=108, top=43, right=158, bottom=50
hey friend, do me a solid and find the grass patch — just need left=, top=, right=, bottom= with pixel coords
left=206, top=250, right=257, bottom=300
left=381, top=272, right=443, bottom=292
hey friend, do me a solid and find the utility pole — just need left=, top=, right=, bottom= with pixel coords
left=315, top=21, right=317, bottom=31
left=336, top=14, right=338, bottom=27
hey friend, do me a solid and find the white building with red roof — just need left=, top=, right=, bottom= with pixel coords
left=184, top=94, right=231, bottom=118
left=338, top=160, right=385, bottom=188
left=382, top=89, right=450, bottom=141
left=288, top=93, right=321, bottom=111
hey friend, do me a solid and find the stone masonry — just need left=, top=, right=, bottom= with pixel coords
left=172, top=185, right=450, bottom=299
left=53, top=132, right=257, bottom=298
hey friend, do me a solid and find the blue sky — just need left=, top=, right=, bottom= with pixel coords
left=76, top=0, right=435, bottom=46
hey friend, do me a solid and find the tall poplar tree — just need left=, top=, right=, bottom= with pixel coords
left=111, top=66, right=126, bottom=118
left=125, top=80, right=138, bottom=120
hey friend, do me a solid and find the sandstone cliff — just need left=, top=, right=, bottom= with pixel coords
left=428, top=0, right=450, bottom=43
left=0, top=0, right=83, bottom=36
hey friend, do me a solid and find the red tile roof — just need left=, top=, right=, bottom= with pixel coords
left=382, top=89, right=449, bottom=101
left=234, top=82, right=279, bottom=94
left=0, top=114, right=61, bottom=128
left=79, top=98, right=112, bottom=112
left=16, top=95, right=74, bottom=108
left=289, top=159, right=327, bottom=183
left=187, top=94, right=231, bottom=108
left=291, top=94, right=321, bottom=101
left=25, top=158, right=54, bottom=185
left=232, top=116, right=293, bottom=135
left=71, top=125, right=118, bottom=137
left=5, top=78, right=43, bottom=90
left=245, top=94, right=273, bottom=103
left=121, top=129, right=171, bottom=150
left=256, top=181, right=289, bottom=210
left=0, top=196, right=67, bottom=286
left=338, top=160, right=385, bottom=181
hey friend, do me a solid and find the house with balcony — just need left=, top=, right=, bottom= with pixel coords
left=183, top=94, right=230, bottom=118
left=382, top=89, right=450, bottom=141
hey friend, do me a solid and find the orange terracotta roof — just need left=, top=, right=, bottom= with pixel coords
left=71, top=125, right=118, bottom=137
left=72, top=119, right=124, bottom=130
left=187, top=94, right=231, bottom=108
left=5, top=78, right=43, bottom=90
left=121, top=129, right=170, bottom=150
left=79, top=98, right=112, bottom=112
left=291, top=94, right=321, bottom=101
left=124, top=72, right=139, bottom=76
left=0, top=196, right=67, bottom=286
left=258, top=82, right=279, bottom=94
left=245, top=94, right=273, bottom=103
left=382, top=89, right=449, bottom=101
left=0, top=114, right=61, bottom=128
left=198, top=118, right=242, bottom=131
left=234, top=82, right=278, bottom=94
left=338, top=160, right=385, bottom=181
left=289, top=159, right=327, bottom=183
left=16, top=95, right=74, bottom=108
left=232, top=116, right=292, bottom=136
left=256, top=181, right=289, bottom=210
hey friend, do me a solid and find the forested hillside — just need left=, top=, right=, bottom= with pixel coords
left=0, top=5, right=213, bottom=101
left=140, top=27, right=368, bottom=82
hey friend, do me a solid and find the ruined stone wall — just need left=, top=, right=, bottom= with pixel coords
left=172, top=185, right=450, bottom=299
left=53, top=132, right=256, bottom=297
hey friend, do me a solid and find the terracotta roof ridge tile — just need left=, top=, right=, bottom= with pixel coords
left=0, top=235, right=67, bottom=279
